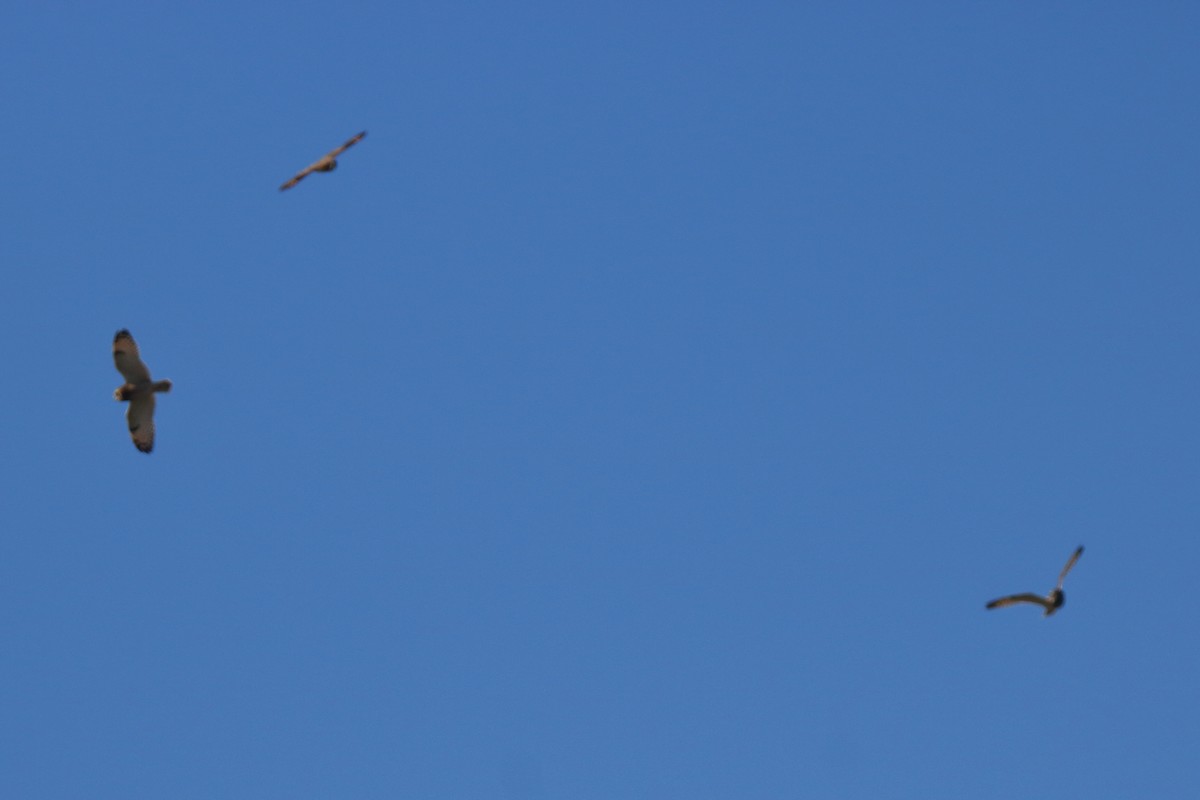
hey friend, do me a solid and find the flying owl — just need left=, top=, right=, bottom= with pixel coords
left=985, top=546, right=1084, bottom=617
left=279, top=130, right=367, bottom=191
left=112, top=329, right=172, bottom=453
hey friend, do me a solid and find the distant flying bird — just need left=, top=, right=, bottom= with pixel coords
left=279, top=130, right=366, bottom=191
left=985, top=546, right=1084, bottom=616
left=112, top=329, right=172, bottom=453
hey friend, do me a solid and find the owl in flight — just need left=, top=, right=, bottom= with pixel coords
left=279, top=130, right=367, bottom=191
left=112, top=329, right=172, bottom=453
left=985, top=546, right=1084, bottom=617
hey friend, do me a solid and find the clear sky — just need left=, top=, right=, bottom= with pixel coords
left=2, top=2, right=1198, bottom=797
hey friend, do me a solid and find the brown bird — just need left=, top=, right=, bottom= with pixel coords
left=279, top=130, right=366, bottom=191
left=986, top=546, right=1084, bottom=616
left=112, top=329, right=172, bottom=453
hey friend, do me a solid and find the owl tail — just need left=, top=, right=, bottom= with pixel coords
left=152, top=380, right=173, bottom=393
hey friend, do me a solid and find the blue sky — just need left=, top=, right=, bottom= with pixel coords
left=2, top=2, right=1199, bottom=797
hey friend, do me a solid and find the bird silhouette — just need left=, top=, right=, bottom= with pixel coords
left=112, top=329, right=172, bottom=453
left=985, top=546, right=1083, bottom=616
left=279, top=131, right=366, bottom=191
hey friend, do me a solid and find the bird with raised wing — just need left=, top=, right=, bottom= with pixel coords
left=279, top=130, right=366, bottom=191
left=112, top=329, right=172, bottom=453
left=986, top=546, right=1084, bottom=617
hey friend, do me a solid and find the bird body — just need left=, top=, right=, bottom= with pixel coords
left=112, top=329, right=172, bottom=453
left=985, top=546, right=1083, bottom=617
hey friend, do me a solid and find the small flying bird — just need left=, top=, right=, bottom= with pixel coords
left=112, top=329, right=172, bottom=453
left=279, top=130, right=367, bottom=191
left=985, top=546, right=1084, bottom=616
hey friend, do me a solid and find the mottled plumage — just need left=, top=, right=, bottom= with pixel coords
left=279, top=130, right=366, bottom=191
left=986, top=546, right=1084, bottom=617
left=112, top=329, right=172, bottom=453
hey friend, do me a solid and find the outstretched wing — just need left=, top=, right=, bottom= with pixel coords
left=279, top=131, right=366, bottom=191
left=326, top=130, right=366, bottom=159
left=280, top=162, right=319, bottom=191
left=1056, top=546, right=1084, bottom=589
left=986, top=593, right=1053, bottom=611
left=113, top=329, right=151, bottom=384
left=126, top=393, right=156, bottom=453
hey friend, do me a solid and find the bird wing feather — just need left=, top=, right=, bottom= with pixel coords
left=985, top=593, right=1052, bottom=611
left=113, top=329, right=151, bottom=384
left=127, top=393, right=156, bottom=453
left=1057, top=546, right=1084, bottom=589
